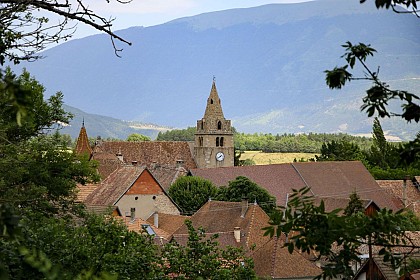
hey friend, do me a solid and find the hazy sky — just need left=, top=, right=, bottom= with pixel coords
left=72, top=0, right=312, bottom=38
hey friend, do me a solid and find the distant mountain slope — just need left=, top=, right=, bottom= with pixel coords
left=61, top=105, right=169, bottom=140
left=15, top=0, right=420, bottom=140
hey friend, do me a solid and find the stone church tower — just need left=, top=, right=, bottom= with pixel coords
left=194, top=80, right=234, bottom=168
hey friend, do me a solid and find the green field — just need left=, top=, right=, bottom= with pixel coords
left=239, top=151, right=318, bottom=165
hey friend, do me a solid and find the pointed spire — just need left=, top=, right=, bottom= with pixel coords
left=203, top=78, right=225, bottom=120
left=75, top=120, right=93, bottom=156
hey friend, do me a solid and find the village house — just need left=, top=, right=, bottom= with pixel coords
left=84, top=165, right=181, bottom=220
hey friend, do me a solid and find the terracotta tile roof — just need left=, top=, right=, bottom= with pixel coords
left=377, top=180, right=420, bottom=215
left=251, top=237, right=322, bottom=279
left=116, top=216, right=172, bottom=244
left=84, top=165, right=147, bottom=205
left=76, top=183, right=100, bottom=202
left=191, top=162, right=402, bottom=211
left=93, top=141, right=197, bottom=171
left=172, top=201, right=271, bottom=251
left=85, top=204, right=120, bottom=215
left=75, top=125, right=92, bottom=156
left=146, top=212, right=189, bottom=236
left=190, top=164, right=305, bottom=206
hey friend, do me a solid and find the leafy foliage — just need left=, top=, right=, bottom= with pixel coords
left=126, top=133, right=151, bottom=142
left=315, top=139, right=366, bottom=162
left=162, top=220, right=257, bottom=280
left=168, top=176, right=218, bottom=215
left=216, top=176, right=276, bottom=215
left=156, top=127, right=196, bottom=141
left=264, top=187, right=420, bottom=279
left=235, top=132, right=373, bottom=153
left=0, top=0, right=131, bottom=65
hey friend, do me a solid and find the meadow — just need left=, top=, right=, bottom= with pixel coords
left=239, top=151, right=318, bottom=165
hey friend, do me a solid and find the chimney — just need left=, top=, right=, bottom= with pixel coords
left=403, top=176, right=410, bottom=207
left=151, top=161, right=157, bottom=170
left=153, top=212, right=159, bottom=228
left=116, top=148, right=123, bottom=162
left=176, top=159, right=184, bottom=168
left=241, top=199, right=248, bottom=218
left=130, top=208, right=135, bottom=222
left=234, top=227, right=241, bottom=243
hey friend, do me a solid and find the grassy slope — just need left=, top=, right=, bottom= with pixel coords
left=239, top=151, right=318, bottom=165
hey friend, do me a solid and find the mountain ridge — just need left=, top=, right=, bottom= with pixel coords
left=14, top=0, right=420, bottom=140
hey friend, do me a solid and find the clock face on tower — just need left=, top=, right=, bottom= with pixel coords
left=216, top=152, right=225, bottom=161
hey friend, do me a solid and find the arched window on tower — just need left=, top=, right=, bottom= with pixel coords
left=211, top=99, right=213, bottom=104
left=216, top=137, right=219, bottom=147
left=200, top=121, right=204, bottom=130
left=217, top=121, right=222, bottom=130
left=220, top=137, right=224, bottom=147
left=199, top=137, right=203, bottom=146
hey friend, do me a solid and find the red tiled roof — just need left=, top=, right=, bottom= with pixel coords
left=190, top=161, right=402, bottom=211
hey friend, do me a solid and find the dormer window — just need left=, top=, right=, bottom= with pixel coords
left=217, top=121, right=222, bottom=130
left=211, top=99, right=213, bottom=104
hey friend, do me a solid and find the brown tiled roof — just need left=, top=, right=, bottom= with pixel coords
left=148, top=165, right=189, bottom=191
left=251, top=237, right=322, bottom=279
left=84, top=165, right=147, bottom=205
left=76, top=183, right=100, bottom=202
left=146, top=212, right=189, bottom=236
left=190, top=164, right=305, bottom=206
left=75, top=125, right=92, bottom=156
left=190, top=162, right=403, bottom=211
left=292, top=161, right=402, bottom=211
left=172, top=201, right=271, bottom=251
left=93, top=141, right=197, bottom=171
left=313, top=196, right=375, bottom=213
left=377, top=180, right=420, bottom=215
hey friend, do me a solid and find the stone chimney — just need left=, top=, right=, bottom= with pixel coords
left=241, top=199, right=248, bottom=218
left=176, top=159, right=184, bottom=168
left=130, top=207, right=136, bottom=222
left=153, top=212, right=159, bottom=228
left=116, top=148, right=123, bottom=162
left=234, top=227, right=241, bottom=243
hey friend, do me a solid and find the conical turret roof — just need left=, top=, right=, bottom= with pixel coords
left=203, top=80, right=225, bottom=120
left=75, top=121, right=93, bottom=156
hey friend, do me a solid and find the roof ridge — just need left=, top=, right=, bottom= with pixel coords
left=245, top=204, right=257, bottom=248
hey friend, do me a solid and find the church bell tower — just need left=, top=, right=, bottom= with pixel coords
left=194, top=79, right=234, bottom=168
